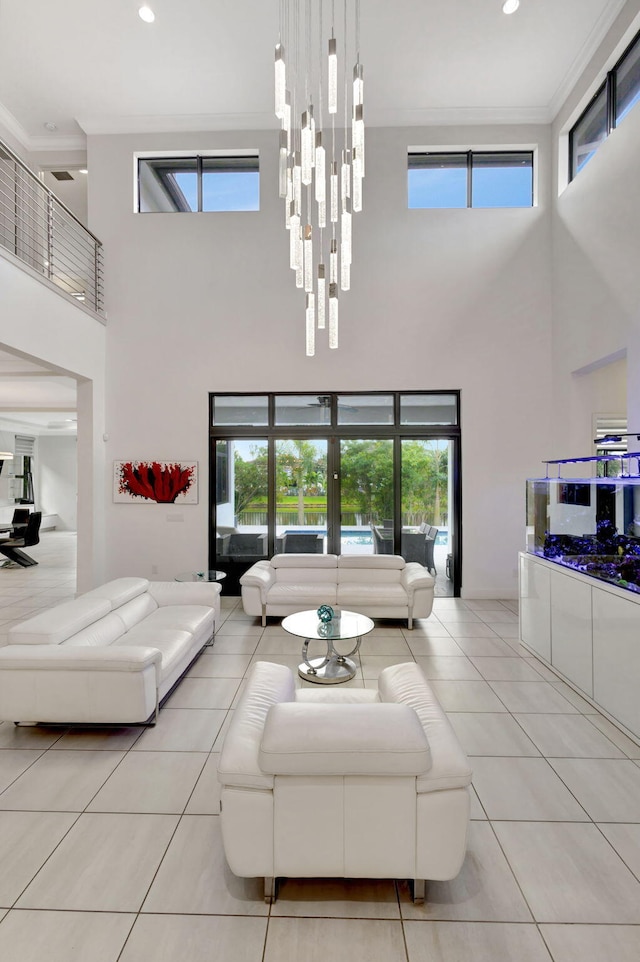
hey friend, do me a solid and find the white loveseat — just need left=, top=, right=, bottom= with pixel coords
left=240, top=553, right=435, bottom=628
left=218, top=660, right=472, bottom=903
left=0, top=577, right=220, bottom=726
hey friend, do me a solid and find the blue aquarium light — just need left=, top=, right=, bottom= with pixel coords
left=540, top=452, right=640, bottom=479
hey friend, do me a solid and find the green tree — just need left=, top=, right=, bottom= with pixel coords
left=233, top=444, right=268, bottom=518
left=401, top=441, right=448, bottom=526
left=430, top=445, right=448, bottom=526
left=339, top=440, right=394, bottom=521
left=276, top=440, right=326, bottom=523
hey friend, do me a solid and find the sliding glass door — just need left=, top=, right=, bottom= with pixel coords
left=214, top=438, right=268, bottom=574
left=339, top=439, right=393, bottom=555
left=210, top=392, right=461, bottom=596
left=401, top=439, right=452, bottom=580
left=275, top=439, right=328, bottom=553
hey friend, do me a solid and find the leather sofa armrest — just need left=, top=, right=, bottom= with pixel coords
left=218, top=661, right=296, bottom=790
left=0, top=644, right=162, bottom=675
left=239, top=561, right=276, bottom=598
left=146, top=581, right=221, bottom=609
left=401, top=563, right=435, bottom=595
left=259, top=702, right=431, bottom=775
left=378, top=663, right=472, bottom=793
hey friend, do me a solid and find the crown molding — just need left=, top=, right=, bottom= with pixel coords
left=76, top=104, right=555, bottom=135
left=0, top=102, right=86, bottom=153
left=26, top=135, right=87, bottom=152
left=548, top=0, right=628, bottom=120
left=367, top=105, right=552, bottom=128
left=0, top=405, right=76, bottom=413
left=0, top=0, right=630, bottom=148
left=0, top=101, right=31, bottom=152
left=76, top=112, right=277, bottom=135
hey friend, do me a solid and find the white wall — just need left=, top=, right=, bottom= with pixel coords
left=2, top=10, right=637, bottom=598
left=38, top=435, right=77, bottom=530
left=0, top=253, right=106, bottom=589
left=88, top=123, right=554, bottom=597
left=550, top=5, right=640, bottom=455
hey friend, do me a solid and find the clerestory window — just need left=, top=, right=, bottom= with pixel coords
left=569, top=29, right=640, bottom=180
left=136, top=154, right=259, bottom=212
left=408, top=150, right=534, bottom=209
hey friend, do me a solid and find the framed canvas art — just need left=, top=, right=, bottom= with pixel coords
left=113, top=461, right=198, bottom=504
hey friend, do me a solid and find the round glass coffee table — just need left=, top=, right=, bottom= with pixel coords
left=174, top=570, right=227, bottom=583
left=282, top=609, right=374, bottom=685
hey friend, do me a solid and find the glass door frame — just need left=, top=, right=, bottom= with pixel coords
left=209, top=391, right=462, bottom=596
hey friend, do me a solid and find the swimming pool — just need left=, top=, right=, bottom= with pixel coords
left=284, top=527, right=449, bottom=546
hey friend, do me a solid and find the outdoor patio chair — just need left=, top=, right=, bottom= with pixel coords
left=400, top=525, right=438, bottom=575
left=281, top=532, right=324, bottom=553
left=425, top=527, right=438, bottom=575
left=372, top=524, right=393, bottom=555
left=219, top=532, right=267, bottom=561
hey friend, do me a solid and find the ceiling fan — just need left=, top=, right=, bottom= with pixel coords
left=307, top=395, right=359, bottom=413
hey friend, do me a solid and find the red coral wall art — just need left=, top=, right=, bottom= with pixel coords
left=113, top=461, right=198, bottom=504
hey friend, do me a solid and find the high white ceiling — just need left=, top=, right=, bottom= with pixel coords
left=0, top=0, right=630, bottom=426
left=0, top=0, right=629, bottom=150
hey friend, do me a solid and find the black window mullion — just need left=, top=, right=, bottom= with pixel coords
left=197, top=156, right=203, bottom=212
left=531, top=150, right=534, bottom=206
left=328, top=436, right=339, bottom=554
left=606, top=69, right=616, bottom=134
left=267, top=437, right=277, bottom=557
left=467, top=151, right=472, bottom=208
left=568, top=136, right=574, bottom=186
left=266, top=396, right=276, bottom=555
left=393, top=436, right=402, bottom=554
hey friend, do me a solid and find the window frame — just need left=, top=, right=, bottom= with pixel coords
left=13, top=454, right=34, bottom=504
left=134, top=149, right=260, bottom=213
left=408, top=149, right=535, bottom=209
left=209, top=390, right=463, bottom=597
left=568, top=28, right=640, bottom=182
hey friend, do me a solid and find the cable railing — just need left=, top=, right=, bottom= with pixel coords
left=0, top=139, right=104, bottom=315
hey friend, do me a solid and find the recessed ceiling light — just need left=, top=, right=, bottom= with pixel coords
left=138, top=5, right=155, bottom=23
left=79, top=168, right=88, bottom=174
left=502, top=0, right=520, bottom=13
left=43, top=121, right=57, bottom=131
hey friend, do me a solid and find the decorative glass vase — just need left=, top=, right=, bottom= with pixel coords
left=317, top=604, right=334, bottom=623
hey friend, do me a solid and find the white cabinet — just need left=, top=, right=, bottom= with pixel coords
left=519, top=553, right=551, bottom=661
left=519, top=552, right=640, bottom=742
left=550, top=570, right=593, bottom=696
left=593, top=590, right=640, bottom=738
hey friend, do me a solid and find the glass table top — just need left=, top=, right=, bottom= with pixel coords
left=281, top=608, right=374, bottom=641
left=174, top=570, right=227, bottom=582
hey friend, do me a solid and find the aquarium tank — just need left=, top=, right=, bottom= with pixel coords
left=526, top=454, right=640, bottom=595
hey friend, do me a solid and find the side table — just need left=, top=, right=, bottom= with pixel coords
left=281, top=608, right=374, bottom=684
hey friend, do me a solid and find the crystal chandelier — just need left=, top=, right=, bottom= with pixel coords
left=275, top=0, right=364, bottom=356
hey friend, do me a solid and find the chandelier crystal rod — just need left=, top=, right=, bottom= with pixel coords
left=275, top=0, right=364, bottom=356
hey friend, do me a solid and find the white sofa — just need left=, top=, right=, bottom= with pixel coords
left=0, top=577, right=220, bottom=726
left=218, top=660, right=472, bottom=903
left=240, top=553, right=435, bottom=628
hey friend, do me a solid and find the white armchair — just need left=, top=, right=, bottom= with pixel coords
left=217, top=660, right=472, bottom=903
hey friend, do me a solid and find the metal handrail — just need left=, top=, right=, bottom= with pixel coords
left=0, top=137, right=104, bottom=315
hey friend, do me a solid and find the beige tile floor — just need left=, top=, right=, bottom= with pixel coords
left=0, top=533, right=639, bottom=960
